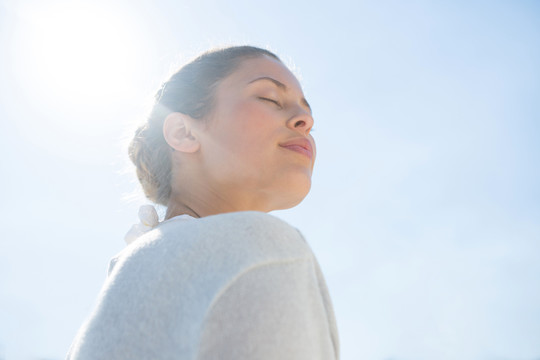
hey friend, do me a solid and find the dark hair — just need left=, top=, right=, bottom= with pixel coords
left=128, top=46, right=281, bottom=206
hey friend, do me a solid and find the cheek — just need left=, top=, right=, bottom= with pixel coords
left=218, top=100, right=276, bottom=152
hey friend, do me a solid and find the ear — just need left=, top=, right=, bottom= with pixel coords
left=163, top=112, right=200, bottom=153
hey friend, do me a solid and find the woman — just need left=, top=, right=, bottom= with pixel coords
left=67, top=46, right=340, bottom=359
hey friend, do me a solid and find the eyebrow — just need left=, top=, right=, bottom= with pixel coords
left=248, top=76, right=312, bottom=114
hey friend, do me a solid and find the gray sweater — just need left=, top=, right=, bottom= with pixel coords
left=67, top=211, right=339, bottom=359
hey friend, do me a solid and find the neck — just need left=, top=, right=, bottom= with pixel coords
left=164, top=182, right=274, bottom=221
left=165, top=201, right=201, bottom=220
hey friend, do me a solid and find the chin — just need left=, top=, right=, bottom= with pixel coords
left=261, top=168, right=312, bottom=211
left=275, top=182, right=312, bottom=211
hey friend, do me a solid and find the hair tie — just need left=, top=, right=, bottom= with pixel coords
left=124, top=205, right=159, bottom=245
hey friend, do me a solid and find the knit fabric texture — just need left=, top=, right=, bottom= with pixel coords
left=66, top=211, right=339, bottom=359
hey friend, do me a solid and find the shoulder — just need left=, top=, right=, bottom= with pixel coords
left=158, top=210, right=312, bottom=262
left=68, top=213, right=323, bottom=358
left=109, top=211, right=313, bottom=281
left=163, top=210, right=303, bottom=241
left=102, top=211, right=315, bottom=340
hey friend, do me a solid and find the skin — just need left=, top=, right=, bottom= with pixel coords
left=162, top=55, right=315, bottom=219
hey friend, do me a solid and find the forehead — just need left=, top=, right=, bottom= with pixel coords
left=221, top=55, right=304, bottom=93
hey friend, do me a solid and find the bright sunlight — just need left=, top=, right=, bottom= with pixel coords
left=8, top=1, right=151, bottom=160
left=11, top=1, right=145, bottom=106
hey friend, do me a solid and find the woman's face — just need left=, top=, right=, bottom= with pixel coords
left=194, top=55, right=316, bottom=211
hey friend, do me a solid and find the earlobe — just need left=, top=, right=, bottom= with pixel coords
left=163, top=112, right=200, bottom=153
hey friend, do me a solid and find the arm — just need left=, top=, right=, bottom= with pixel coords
left=196, top=257, right=337, bottom=360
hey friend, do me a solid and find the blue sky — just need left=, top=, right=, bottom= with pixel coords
left=0, top=0, right=539, bottom=359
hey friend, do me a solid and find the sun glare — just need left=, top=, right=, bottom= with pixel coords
left=12, top=1, right=146, bottom=106
left=8, top=1, right=153, bottom=161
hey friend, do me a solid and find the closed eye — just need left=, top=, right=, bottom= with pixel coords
left=258, top=97, right=282, bottom=108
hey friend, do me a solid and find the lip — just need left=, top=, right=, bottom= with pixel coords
left=279, top=137, right=314, bottom=160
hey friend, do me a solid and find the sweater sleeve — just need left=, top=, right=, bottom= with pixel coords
left=196, top=257, right=338, bottom=360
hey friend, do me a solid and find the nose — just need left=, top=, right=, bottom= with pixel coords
left=286, top=108, right=314, bottom=136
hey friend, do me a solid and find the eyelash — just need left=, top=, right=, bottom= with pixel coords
left=259, top=97, right=315, bottom=133
left=259, top=97, right=282, bottom=108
